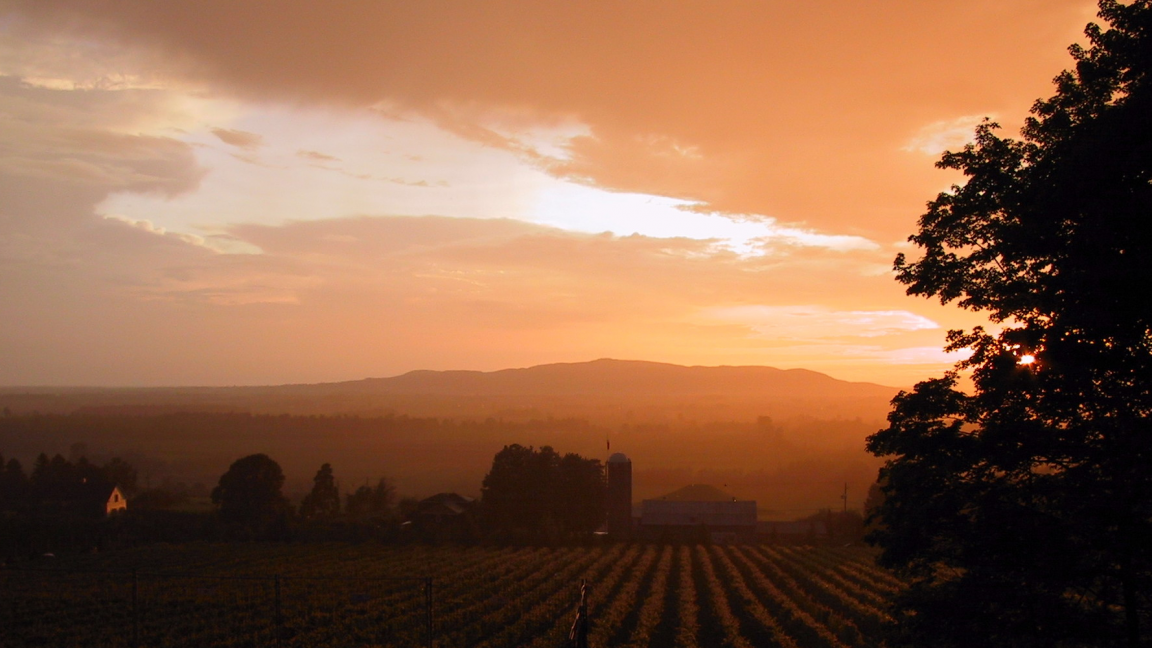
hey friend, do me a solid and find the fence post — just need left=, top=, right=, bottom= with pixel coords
left=274, top=575, right=282, bottom=647
left=425, top=577, right=433, bottom=648
left=131, top=569, right=139, bottom=648
left=569, top=579, right=589, bottom=648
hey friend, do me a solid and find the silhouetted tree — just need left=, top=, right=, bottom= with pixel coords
left=211, top=454, right=290, bottom=539
left=481, top=444, right=605, bottom=541
left=299, top=463, right=341, bottom=519
left=868, top=3, right=1152, bottom=646
left=0, top=454, right=27, bottom=511
left=24, top=452, right=135, bottom=500
left=101, top=457, right=138, bottom=497
left=554, top=452, right=607, bottom=537
left=862, top=477, right=885, bottom=537
left=30, top=453, right=49, bottom=479
left=345, top=478, right=394, bottom=518
left=73, top=456, right=103, bottom=484
left=482, top=444, right=555, bottom=536
left=30, top=454, right=74, bottom=501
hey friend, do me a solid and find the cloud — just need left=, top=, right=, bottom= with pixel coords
left=211, top=127, right=264, bottom=150
left=705, top=305, right=940, bottom=341
left=215, top=215, right=907, bottom=336
left=0, top=76, right=204, bottom=199
left=101, top=213, right=206, bottom=244
left=0, top=1, right=1086, bottom=386
left=0, top=178, right=956, bottom=385
left=297, top=149, right=339, bottom=162
left=298, top=147, right=437, bottom=185
left=79, top=97, right=882, bottom=257
left=1, top=1, right=1094, bottom=239
left=902, top=115, right=991, bottom=156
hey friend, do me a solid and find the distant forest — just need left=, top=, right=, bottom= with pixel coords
left=0, top=411, right=880, bottom=519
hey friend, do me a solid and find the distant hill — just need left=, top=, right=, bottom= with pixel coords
left=0, top=359, right=898, bottom=423
left=652, top=484, right=740, bottom=502
left=351, top=358, right=891, bottom=398
left=0, top=360, right=899, bottom=516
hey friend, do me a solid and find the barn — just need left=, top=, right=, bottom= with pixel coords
left=403, top=492, right=477, bottom=541
left=41, top=479, right=128, bottom=519
left=101, top=483, right=128, bottom=516
left=638, top=484, right=756, bottom=543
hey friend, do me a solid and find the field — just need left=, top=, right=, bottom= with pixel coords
left=0, top=543, right=900, bottom=648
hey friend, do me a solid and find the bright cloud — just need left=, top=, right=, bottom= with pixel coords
left=903, top=115, right=991, bottom=156
left=101, top=213, right=211, bottom=248
left=847, top=345, right=974, bottom=365
left=211, top=128, right=264, bottom=150
left=90, top=99, right=877, bottom=258
left=706, top=305, right=940, bottom=340
left=0, top=1, right=1095, bottom=387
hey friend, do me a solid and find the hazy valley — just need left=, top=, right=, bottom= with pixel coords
left=0, top=359, right=896, bottom=518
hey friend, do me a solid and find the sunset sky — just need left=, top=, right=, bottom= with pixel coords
left=0, top=0, right=1098, bottom=387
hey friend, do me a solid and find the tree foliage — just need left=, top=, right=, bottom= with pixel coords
left=345, top=477, right=395, bottom=518
left=6, top=452, right=136, bottom=510
left=0, top=453, right=26, bottom=512
left=299, top=463, right=341, bottom=519
left=868, top=2, right=1152, bottom=646
left=480, top=444, right=605, bottom=542
left=211, top=453, right=290, bottom=538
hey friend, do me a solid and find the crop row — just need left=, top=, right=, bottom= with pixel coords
left=0, top=544, right=900, bottom=647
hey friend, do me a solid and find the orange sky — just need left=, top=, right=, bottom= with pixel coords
left=0, top=0, right=1098, bottom=387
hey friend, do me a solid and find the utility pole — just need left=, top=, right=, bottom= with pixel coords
left=841, top=483, right=848, bottom=514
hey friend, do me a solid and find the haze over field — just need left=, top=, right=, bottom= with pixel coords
left=0, top=0, right=1098, bottom=388
left=0, top=360, right=892, bottom=516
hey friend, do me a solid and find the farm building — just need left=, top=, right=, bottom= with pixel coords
left=40, top=479, right=127, bottom=519
left=102, top=483, right=128, bottom=516
left=605, top=453, right=632, bottom=537
left=639, top=484, right=757, bottom=543
left=403, top=492, right=477, bottom=541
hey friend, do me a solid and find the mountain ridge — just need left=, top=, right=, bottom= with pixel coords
left=0, top=358, right=900, bottom=422
left=0, top=358, right=897, bottom=512
left=289, top=358, right=896, bottom=396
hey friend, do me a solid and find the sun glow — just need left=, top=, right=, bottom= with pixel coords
left=1018, top=354, right=1036, bottom=365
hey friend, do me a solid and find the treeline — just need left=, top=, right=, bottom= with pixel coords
left=0, top=451, right=136, bottom=516
left=0, top=451, right=141, bottom=560
left=481, top=444, right=604, bottom=543
left=208, top=455, right=399, bottom=543
left=206, top=445, right=607, bottom=545
left=0, top=449, right=406, bottom=559
left=0, top=412, right=601, bottom=497
left=0, top=410, right=882, bottom=518
left=0, top=442, right=609, bottom=560
left=201, top=446, right=607, bottom=544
